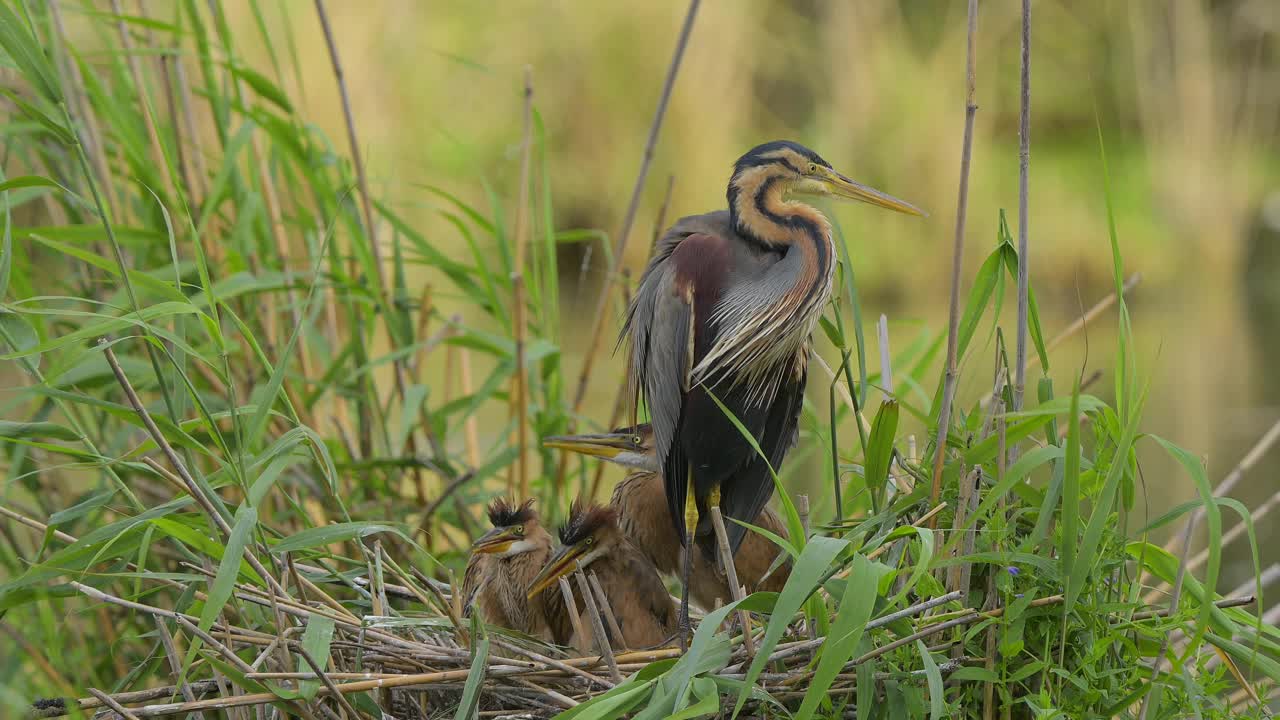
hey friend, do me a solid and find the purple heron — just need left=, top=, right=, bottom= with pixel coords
left=544, top=423, right=791, bottom=609
left=620, top=140, right=924, bottom=640
left=526, top=501, right=677, bottom=651
left=462, top=498, right=572, bottom=644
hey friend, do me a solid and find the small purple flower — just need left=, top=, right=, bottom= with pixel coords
left=1006, top=566, right=1020, bottom=577
left=1015, top=593, right=1024, bottom=599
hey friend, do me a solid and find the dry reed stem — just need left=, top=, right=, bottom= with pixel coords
left=1013, top=0, right=1032, bottom=413
left=48, top=0, right=120, bottom=223
left=929, top=0, right=980, bottom=526
left=710, top=506, right=755, bottom=658
left=570, top=0, right=701, bottom=415
left=154, top=617, right=205, bottom=718
left=88, top=688, right=143, bottom=720
left=109, top=0, right=175, bottom=200
left=558, top=577, right=587, bottom=646
left=489, top=637, right=611, bottom=689
left=588, top=571, right=626, bottom=650
left=510, top=67, right=535, bottom=498
left=573, top=568, right=622, bottom=681
left=724, top=590, right=963, bottom=673
left=314, top=0, right=426, bottom=469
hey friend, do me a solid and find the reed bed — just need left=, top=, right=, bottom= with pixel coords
left=0, top=2, right=1277, bottom=719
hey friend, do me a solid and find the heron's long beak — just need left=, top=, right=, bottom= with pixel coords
left=812, top=166, right=927, bottom=217
left=542, top=432, right=632, bottom=460
left=471, top=526, right=519, bottom=555
left=526, top=542, right=588, bottom=600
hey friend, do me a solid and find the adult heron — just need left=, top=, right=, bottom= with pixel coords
left=620, top=140, right=924, bottom=642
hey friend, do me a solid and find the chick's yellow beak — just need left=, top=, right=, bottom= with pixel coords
left=542, top=433, right=631, bottom=460
left=472, top=526, right=518, bottom=555
left=526, top=543, right=587, bottom=600
left=809, top=166, right=927, bottom=217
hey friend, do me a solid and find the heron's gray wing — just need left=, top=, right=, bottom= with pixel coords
left=622, top=230, right=732, bottom=540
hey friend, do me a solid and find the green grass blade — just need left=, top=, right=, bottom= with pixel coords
left=733, top=536, right=848, bottom=718
left=796, top=553, right=884, bottom=720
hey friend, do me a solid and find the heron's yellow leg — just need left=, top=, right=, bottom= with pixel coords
left=684, top=482, right=699, bottom=541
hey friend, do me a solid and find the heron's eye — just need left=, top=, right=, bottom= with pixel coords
left=632, top=435, right=642, bottom=445
left=585, top=537, right=593, bottom=546
left=807, top=162, right=819, bottom=175
left=514, top=526, right=524, bottom=536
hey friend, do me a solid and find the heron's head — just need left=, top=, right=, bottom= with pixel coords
left=727, top=141, right=925, bottom=238
left=541, top=424, right=656, bottom=472
left=471, top=498, right=546, bottom=558
left=526, top=501, right=621, bottom=600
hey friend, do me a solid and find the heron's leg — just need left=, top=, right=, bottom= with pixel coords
left=679, top=476, right=697, bottom=651
left=708, top=484, right=724, bottom=576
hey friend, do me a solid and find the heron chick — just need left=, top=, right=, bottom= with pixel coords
left=463, top=498, right=571, bottom=644
left=544, top=423, right=791, bottom=610
left=526, top=501, right=677, bottom=652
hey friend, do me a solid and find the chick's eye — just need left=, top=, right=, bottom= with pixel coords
left=585, top=538, right=593, bottom=546
left=514, top=527, right=524, bottom=536
left=632, top=436, right=642, bottom=445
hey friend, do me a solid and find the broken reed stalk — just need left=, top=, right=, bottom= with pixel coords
left=570, top=0, right=701, bottom=414
left=1013, top=0, right=1032, bottom=413
left=710, top=506, right=755, bottom=658
left=87, top=688, right=142, bottom=720
left=929, top=0, right=979, bottom=526
left=558, top=577, right=588, bottom=651
left=510, top=67, right=535, bottom=498
left=573, top=568, right=622, bottom=682
left=588, top=571, right=627, bottom=650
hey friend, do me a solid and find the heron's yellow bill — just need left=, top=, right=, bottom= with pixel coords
left=542, top=433, right=632, bottom=460
left=471, top=526, right=519, bottom=555
left=803, top=166, right=927, bottom=217
left=525, top=542, right=588, bottom=600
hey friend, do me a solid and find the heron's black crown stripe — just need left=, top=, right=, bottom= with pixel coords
left=487, top=497, right=537, bottom=527
left=558, top=501, right=617, bottom=545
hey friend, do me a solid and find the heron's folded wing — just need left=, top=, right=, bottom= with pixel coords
left=721, top=351, right=807, bottom=554
left=623, top=231, right=732, bottom=540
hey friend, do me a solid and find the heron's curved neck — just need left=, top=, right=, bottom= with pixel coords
left=727, top=170, right=834, bottom=314
left=728, top=171, right=832, bottom=253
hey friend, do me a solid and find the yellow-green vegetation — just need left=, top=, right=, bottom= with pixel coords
left=0, top=2, right=1277, bottom=719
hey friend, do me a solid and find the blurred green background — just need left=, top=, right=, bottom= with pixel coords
left=211, top=1, right=1280, bottom=587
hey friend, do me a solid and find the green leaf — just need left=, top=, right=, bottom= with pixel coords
left=863, top=399, right=899, bottom=495
left=1148, top=434, right=1222, bottom=656
left=667, top=677, right=719, bottom=720
left=1059, top=379, right=1081, bottom=586
left=0, top=88, right=73, bottom=145
left=0, top=2, right=62, bottom=103
left=270, top=522, right=409, bottom=555
left=797, top=554, right=884, bottom=720
left=917, top=640, right=945, bottom=719
left=296, top=616, right=335, bottom=699
left=453, top=617, right=489, bottom=720
left=226, top=63, right=294, bottom=114
left=734, top=536, right=848, bottom=717
left=0, top=420, right=80, bottom=442
left=196, top=505, right=257, bottom=639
